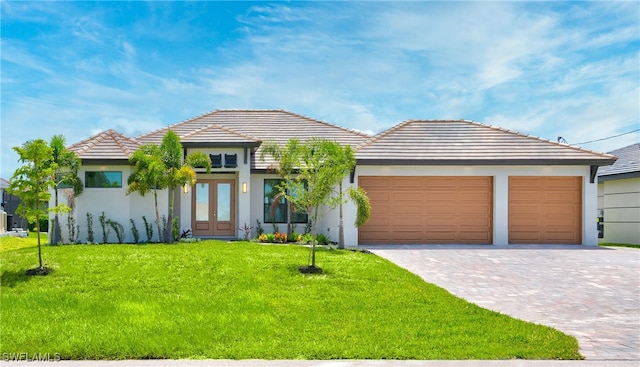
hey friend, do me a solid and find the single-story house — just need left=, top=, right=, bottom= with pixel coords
left=597, top=143, right=640, bottom=245
left=58, top=109, right=616, bottom=246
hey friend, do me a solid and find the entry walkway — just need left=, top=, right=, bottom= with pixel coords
left=367, top=245, right=640, bottom=361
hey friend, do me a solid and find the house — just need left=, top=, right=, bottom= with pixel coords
left=1, top=177, right=26, bottom=232
left=59, top=109, right=616, bottom=246
left=597, top=143, right=640, bottom=245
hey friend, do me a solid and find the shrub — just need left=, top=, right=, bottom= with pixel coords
left=86, top=212, right=94, bottom=243
left=107, top=219, right=125, bottom=244
left=172, top=217, right=179, bottom=242
left=130, top=219, right=140, bottom=244
left=316, top=233, right=331, bottom=246
left=67, top=215, right=79, bottom=244
left=142, top=216, right=153, bottom=243
left=255, top=219, right=264, bottom=236
left=274, top=232, right=287, bottom=243
left=289, top=231, right=302, bottom=243
left=99, top=212, right=110, bottom=244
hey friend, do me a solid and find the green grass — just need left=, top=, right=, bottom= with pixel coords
left=0, top=239, right=582, bottom=360
left=599, top=243, right=640, bottom=249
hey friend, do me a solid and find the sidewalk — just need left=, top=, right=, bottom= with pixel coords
left=2, top=359, right=640, bottom=367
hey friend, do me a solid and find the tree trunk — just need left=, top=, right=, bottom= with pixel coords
left=153, top=189, right=161, bottom=243
left=36, top=219, right=43, bottom=269
left=311, top=205, right=319, bottom=267
left=286, top=200, right=292, bottom=237
left=338, top=182, right=344, bottom=249
left=53, top=188, right=60, bottom=245
left=165, top=188, right=175, bottom=243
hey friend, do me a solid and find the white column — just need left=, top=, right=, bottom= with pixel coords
left=583, top=172, right=598, bottom=246
left=493, top=173, right=509, bottom=245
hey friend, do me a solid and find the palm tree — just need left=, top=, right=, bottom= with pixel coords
left=160, top=131, right=210, bottom=243
left=127, top=144, right=165, bottom=242
left=48, top=135, right=83, bottom=245
left=128, top=131, right=210, bottom=243
left=260, top=139, right=302, bottom=236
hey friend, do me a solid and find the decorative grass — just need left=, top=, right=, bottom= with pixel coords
left=0, top=239, right=582, bottom=360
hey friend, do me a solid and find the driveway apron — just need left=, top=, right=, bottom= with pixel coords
left=366, top=245, right=640, bottom=361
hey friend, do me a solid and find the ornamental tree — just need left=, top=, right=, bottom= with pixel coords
left=8, top=139, right=71, bottom=274
left=285, top=138, right=371, bottom=270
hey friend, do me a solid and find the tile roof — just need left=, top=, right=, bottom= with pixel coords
left=0, top=178, right=9, bottom=189
left=355, top=120, right=617, bottom=166
left=137, top=110, right=370, bottom=169
left=180, top=124, right=261, bottom=147
left=598, top=143, right=639, bottom=177
left=67, top=129, right=141, bottom=162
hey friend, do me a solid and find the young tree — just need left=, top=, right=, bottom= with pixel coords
left=48, top=135, right=83, bottom=245
left=260, top=139, right=302, bottom=236
left=127, top=131, right=210, bottom=243
left=286, top=138, right=371, bottom=270
left=8, top=139, right=70, bottom=275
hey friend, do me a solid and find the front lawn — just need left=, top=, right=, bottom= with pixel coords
left=0, top=239, right=582, bottom=360
left=599, top=242, right=640, bottom=249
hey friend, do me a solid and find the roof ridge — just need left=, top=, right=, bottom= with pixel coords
left=136, top=109, right=221, bottom=140
left=70, top=129, right=112, bottom=154
left=273, top=110, right=372, bottom=139
left=470, top=119, right=618, bottom=159
left=110, top=130, right=141, bottom=155
left=181, top=123, right=261, bottom=142
left=355, top=119, right=416, bottom=151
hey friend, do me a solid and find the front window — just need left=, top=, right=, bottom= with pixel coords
left=263, top=179, right=308, bottom=223
left=85, top=171, right=122, bottom=188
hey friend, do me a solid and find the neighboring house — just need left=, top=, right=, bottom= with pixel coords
left=1, top=177, right=26, bottom=230
left=58, top=109, right=615, bottom=246
left=597, top=143, right=640, bottom=245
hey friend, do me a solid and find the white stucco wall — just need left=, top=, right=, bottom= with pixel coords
left=54, top=164, right=168, bottom=244
left=598, top=177, right=640, bottom=245
left=353, top=165, right=597, bottom=246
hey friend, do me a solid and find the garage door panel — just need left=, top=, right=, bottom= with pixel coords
left=391, top=191, right=418, bottom=200
left=391, top=177, right=424, bottom=188
left=359, top=176, right=492, bottom=245
left=509, top=176, right=581, bottom=244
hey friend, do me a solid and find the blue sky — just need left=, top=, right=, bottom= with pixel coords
left=1, top=1, right=639, bottom=178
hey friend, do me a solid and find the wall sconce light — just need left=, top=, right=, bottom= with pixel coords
left=183, top=184, right=189, bottom=194
left=242, top=182, right=248, bottom=193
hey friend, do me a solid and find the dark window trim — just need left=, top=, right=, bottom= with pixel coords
left=263, top=178, right=308, bottom=224
left=85, top=171, right=123, bottom=188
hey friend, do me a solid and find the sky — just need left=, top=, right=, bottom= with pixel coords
left=1, top=1, right=639, bottom=179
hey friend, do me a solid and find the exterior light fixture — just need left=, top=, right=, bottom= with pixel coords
left=183, top=184, right=189, bottom=194
left=242, top=182, right=248, bottom=193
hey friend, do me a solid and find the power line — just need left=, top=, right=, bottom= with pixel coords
left=574, top=128, right=640, bottom=145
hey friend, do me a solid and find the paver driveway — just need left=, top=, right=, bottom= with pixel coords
left=366, top=245, right=640, bottom=361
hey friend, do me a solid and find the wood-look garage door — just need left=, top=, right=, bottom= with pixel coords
left=509, top=176, right=582, bottom=244
left=358, top=176, right=493, bottom=244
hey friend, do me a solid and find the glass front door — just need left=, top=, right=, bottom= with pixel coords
left=192, top=179, right=235, bottom=236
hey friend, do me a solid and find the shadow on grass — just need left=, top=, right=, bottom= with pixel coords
left=1, top=269, right=37, bottom=288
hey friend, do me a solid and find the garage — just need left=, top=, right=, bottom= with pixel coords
left=358, top=176, right=493, bottom=244
left=509, top=176, right=582, bottom=244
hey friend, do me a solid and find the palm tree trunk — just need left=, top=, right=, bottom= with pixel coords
left=153, top=189, right=161, bottom=243
left=165, top=188, right=175, bottom=243
left=53, top=188, right=60, bottom=245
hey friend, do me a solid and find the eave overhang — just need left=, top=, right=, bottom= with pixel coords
left=356, top=158, right=618, bottom=166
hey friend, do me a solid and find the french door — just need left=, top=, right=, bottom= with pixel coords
left=192, top=179, right=235, bottom=236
